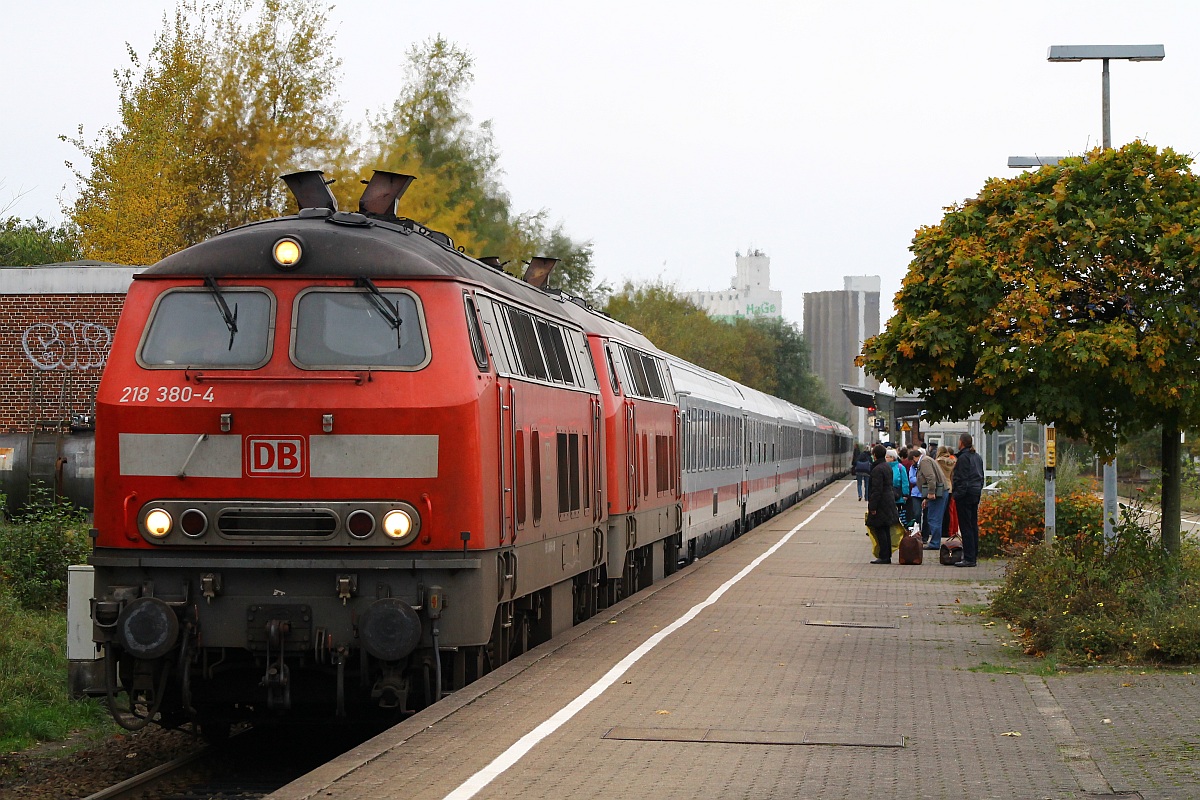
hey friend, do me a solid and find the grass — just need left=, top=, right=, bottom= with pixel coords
left=0, top=488, right=116, bottom=753
left=0, top=588, right=115, bottom=752
left=970, top=659, right=1061, bottom=677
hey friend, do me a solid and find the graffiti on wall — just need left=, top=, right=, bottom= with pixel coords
left=21, top=322, right=113, bottom=371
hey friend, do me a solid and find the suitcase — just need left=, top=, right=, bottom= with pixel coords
left=898, top=528, right=924, bottom=565
left=939, top=535, right=963, bottom=565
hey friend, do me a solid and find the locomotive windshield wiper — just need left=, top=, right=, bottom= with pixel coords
left=355, top=276, right=402, bottom=347
left=204, top=275, right=239, bottom=351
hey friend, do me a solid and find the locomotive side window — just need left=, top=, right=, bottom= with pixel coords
left=615, top=344, right=672, bottom=402
left=464, top=295, right=490, bottom=371
left=475, top=297, right=516, bottom=373
left=643, top=356, right=666, bottom=399
left=536, top=319, right=574, bottom=385
left=604, top=345, right=621, bottom=394
left=473, top=294, right=595, bottom=391
left=624, top=348, right=652, bottom=397
left=570, top=331, right=600, bottom=390
left=292, top=288, right=429, bottom=369
left=139, top=288, right=275, bottom=369
left=506, top=308, right=549, bottom=381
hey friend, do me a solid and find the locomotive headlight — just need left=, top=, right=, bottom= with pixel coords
left=382, top=509, right=415, bottom=541
left=145, top=509, right=173, bottom=538
left=272, top=237, right=303, bottom=269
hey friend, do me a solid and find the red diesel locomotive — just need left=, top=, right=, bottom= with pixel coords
left=88, top=171, right=850, bottom=734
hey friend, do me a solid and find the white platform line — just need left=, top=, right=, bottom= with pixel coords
left=442, top=482, right=852, bottom=800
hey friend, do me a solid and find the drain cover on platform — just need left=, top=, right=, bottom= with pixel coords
left=803, top=619, right=899, bottom=629
left=603, top=727, right=904, bottom=748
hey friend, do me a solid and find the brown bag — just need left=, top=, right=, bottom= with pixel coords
left=898, top=528, right=924, bottom=565
left=939, top=535, right=963, bottom=565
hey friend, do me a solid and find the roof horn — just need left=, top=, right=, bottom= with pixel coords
left=281, top=170, right=337, bottom=211
left=522, top=256, right=559, bottom=289
left=360, top=171, right=416, bottom=220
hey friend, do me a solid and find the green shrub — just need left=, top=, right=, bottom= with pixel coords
left=990, top=496, right=1200, bottom=664
left=0, top=484, right=91, bottom=610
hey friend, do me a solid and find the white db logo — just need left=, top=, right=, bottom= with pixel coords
left=246, top=438, right=306, bottom=476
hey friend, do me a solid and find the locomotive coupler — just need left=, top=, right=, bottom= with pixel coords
left=262, top=618, right=292, bottom=711
left=333, top=646, right=348, bottom=719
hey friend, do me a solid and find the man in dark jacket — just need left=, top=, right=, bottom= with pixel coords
left=950, top=433, right=985, bottom=567
left=866, top=443, right=900, bottom=563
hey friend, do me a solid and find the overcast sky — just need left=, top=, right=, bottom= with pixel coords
left=5, top=1, right=1197, bottom=326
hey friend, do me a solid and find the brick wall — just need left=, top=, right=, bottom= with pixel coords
left=0, top=265, right=141, bottom=433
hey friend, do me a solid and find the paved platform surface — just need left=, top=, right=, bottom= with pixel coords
left=269, top=480, right=1200, bottom=800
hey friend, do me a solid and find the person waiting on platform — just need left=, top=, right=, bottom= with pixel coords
left=951, top=434, right=985, bottom=567
left=886, top=448, right=909, bottom=526
left=854, top=447, right=873, bottom=501
left=915, top=446, right=949, bottom=550
left=866, top=443, right=900, bottom=564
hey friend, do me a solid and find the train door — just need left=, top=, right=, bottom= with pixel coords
left=472, top=293, right=519, bottom=546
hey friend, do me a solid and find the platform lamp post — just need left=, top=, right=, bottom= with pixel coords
left=1009, top=155, right=1066, bottom=544
left=1048, top=43, right=1165, bottom=540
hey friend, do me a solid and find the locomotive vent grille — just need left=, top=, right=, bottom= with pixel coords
left=218, top=507, right=338, bottom=538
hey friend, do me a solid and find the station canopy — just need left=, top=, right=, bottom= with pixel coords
left=839, top=385, right=925, bottom=419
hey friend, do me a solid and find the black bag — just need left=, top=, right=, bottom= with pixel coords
left=939, top=535, right=963, bottom=566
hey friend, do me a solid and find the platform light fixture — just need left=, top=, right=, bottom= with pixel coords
left=1006, top=156, right=1062, bottom=169
left=1047, top=44, right=1165, bottom=149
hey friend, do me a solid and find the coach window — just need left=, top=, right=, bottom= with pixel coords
left=293, top=288, right=429, bottom=369
left=140, top=288, right=274, bottom=369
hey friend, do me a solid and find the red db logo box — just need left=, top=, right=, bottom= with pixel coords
left=246, top=437, right=306, bottom=476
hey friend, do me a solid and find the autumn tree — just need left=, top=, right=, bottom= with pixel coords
left=66, top=6, right=211, bottom=264
left=859, top=142, right=1200, bottom=552
left=67, top=0, right=347, bottom=264
left=193, top=0, right=347, bottom=234
left=366, top=35, right=596, bottom=297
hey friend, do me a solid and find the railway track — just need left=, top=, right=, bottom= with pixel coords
left=79, top=724, right=385, bottom=800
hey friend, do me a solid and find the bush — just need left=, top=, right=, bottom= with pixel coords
left=990, top=496, right=1200, bottom=664
left=977, top=457, right=1102, bottom=558
left=0, top=484, right=91, bottom=610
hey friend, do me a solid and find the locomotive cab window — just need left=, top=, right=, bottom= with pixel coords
left=139, top=287, right=275, bottom=369
left=292, top=287, right=430, bottom=369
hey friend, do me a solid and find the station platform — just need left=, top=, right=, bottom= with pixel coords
left=269, top=481, right=1199, bottom=800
